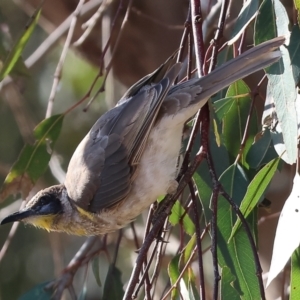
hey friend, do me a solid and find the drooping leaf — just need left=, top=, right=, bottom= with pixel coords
left=229, top=157, right=280, bottom=240
left=169, top=200, right=195, bottom=236
left=18, top=282, right=53, bottom=300
left=290, top=247, right=300, bottom=300
left=246, top=128, right=278, bottom=169
left=103, top=265, right=124, bottom=300
left=254, top=0, right=277, bottom=44
left=229, top=0, right=259, bottom=44
left=213, top=80, right=257, bottom=167
left=217, top=163, right=260, bottom=299
left=288, top=25, right=300, bottom=85
left=255, top=0, right=297, bottom=164
left=168, top=254, right=181, bottom=299
left=267, top=173, right=300, bottom=286
left=92, top=255, right=102, bottom=287
left=0, top=114, right=64, bottom=201
left=0, top=7, right=41, bottom=81
left=294, top=0, right=300, bottom=25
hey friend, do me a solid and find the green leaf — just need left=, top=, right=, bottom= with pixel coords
left=103, top=265, right=124, bottom=300
left=267, top=46, right=297, bottom=164
left=0, top=8, right=41, bottom=81
left=220, top=266, right=240, bottom=300
left=217, top=163, right=260, bottom=299
left=288, top=25, right=300, bottom=85
left=18, top=282, right=53, bottom=300
left=295, top=0, right=300, bottom=25
left=168, top=254, right=180, bottom=299
left=92, top=255, right=102, bottom=287
left=169, top=201, right=195, bottom=236
left=187, top=268, right=200, bottom=300
left=246, top=129, right=278, bottom=169
left=254, top=0, right=277, bottom=44
left=213, top=80, right=257, bottom=167
left=0, top=114, right=64, bottom=201
left=229, top=157, right=280, bottom=240
left=229, top=0, right=259, bottom=44
left=290, top=247, right=300, bottom=300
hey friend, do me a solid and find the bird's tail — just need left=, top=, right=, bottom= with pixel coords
left=164, top=36, right=285, bottom=123
left=191, top=36, right=285, bottom=101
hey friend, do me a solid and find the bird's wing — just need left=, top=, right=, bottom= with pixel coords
left=65, top=62, right=181, bottom=212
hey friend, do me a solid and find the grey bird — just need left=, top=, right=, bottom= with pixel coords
left=1, top=37, right=284, bottom=235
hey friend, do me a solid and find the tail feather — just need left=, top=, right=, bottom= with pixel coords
left=169, top=36, right=285, bottom=107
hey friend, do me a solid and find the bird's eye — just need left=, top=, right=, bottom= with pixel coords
left=39, top=196, right=51, bottom=206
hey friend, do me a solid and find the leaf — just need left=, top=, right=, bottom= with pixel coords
left=168, top=254, right=180, bottom=299
left=169, top=201, right=195, bottom=236
left=267, top=172, right=300, bottom=286
left=256, top=0, right=298, bottom=164
left=217, top=163, right=260, bottom=299
left=78, top=282, right=87, bottom=300
left=0, top=8, right=41, bottom=81
left=103, top=265, right=124, bottom=300
left=228, top=0, right=259, bottom=45
left=0, top=114, right=64, bottom=201
left=220, top=266, right=240, bottom=300
left=187, top=268, right=200, bottom=300
left=18, top=282, right=53, bottom=300
left=254, top=0, right=277, bottom=44
left=92, top=255, right=101, bottom=287
left=246, top=129, right=278, bottom=169
left=295, top=0, right=300, bottom=25
left=290, top=247, right=300, bottom=300
left=229, top=157, right=280, bottom=240
left=213, top=80, right=257, bottom=167
left=288, top=25, right=300, bottom=85
left=266, top=46, right=298, bottom=164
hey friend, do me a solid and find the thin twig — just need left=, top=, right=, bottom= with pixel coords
left=161, top=225, right=210, bottom=300
left=84, top=0, right=133, bottom=111
left=208, top=0, right=230, bottom=72
left=190, top=0, right=205, bottom=76
left=189, top=181, right=206, bottom=300
left=235, top=74, right=267, bottom=164
left=73, top=0, right=108, bottom=47
left=46, top=0, right=86, bottom=118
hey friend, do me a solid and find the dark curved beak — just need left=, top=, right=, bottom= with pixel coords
left=1, top=209, right=34, bottom=225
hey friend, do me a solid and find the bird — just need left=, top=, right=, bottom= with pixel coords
left=1, top=37, right=284, bottom=236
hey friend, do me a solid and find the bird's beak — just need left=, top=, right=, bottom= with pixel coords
left=1, top=209, right=34, bottom=225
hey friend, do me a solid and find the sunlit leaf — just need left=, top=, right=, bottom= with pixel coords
left=229, top=157, right=280, bottom=240
left=169, top=201, right=195, bottom=236
left=18, top=282, right=53, bottom=300
left=103, top=265, right=124, bottom=300
left=0, top=8, right=41, bottom=81
left=168, top=254, right=180, bottom=299
left=294, top=0, right=300, bottom=25
left=228, top=0, right=259, bottom=45
left=0, top=114, right=64, bottom=201
left=267, top=173, right=300, bottom=286
left=290, top=247, right=300, bottom=300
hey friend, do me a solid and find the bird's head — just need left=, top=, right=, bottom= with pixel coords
left=1, top=185, right=65, bottom=231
